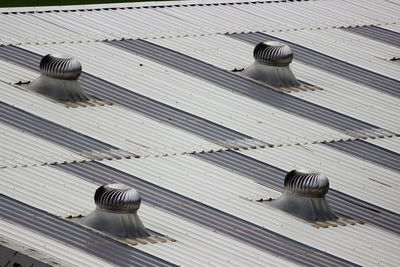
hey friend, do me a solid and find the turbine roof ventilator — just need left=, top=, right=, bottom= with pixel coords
left=82, top=183, right=150, bottom=238
left=242, top=41, right=301, bottom=88
left=271, top=169, right=338, bottom=222
left=28, top=53, right=90, bottom=102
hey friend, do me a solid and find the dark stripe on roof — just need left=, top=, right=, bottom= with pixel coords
left=325, top=139, right=400, bottom=173
left=0, top=194, right=177, bottom=267
left=343, top=26, right=400, bottom=48
left=0, top=101, right=133, bottom=160
left=194, top=150, right=400, bottom=235
left=0, top=45, right=267, bottom=150
left=228, top=32, right=400, bottom=98
left=55, top=161, right=359, bottom=267
left=107, top=39, right=393, bottom=139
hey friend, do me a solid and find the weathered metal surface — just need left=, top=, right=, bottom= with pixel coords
left=56, top=161, right=359, bottom=267
left=107, top=38, right=393, bottom=138
left=344, top=26, right=400, bottom=48
left=0, top=194, right=177, bottom=267
left=0, top=101, right=134, bottom=160
left=325, top=139, right=400, bottom=173
left=0, top=45, right=267, bottom=150
left=194, top=150, right=400, bottom=235
left=228, top=32, right=400, bottom=98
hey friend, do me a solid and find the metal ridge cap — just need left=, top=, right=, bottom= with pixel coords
left=0, top=0, right=315, bottom=14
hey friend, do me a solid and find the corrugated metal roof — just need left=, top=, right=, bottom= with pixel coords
left=0, top=42, right=361, bottom=147
left=366, top=137, right=400, bottom=154
left=0, top=123, right=89, bottom=168
left=229, top=32, right=400, bottom=98
left=0, top=165, right=298, bottom=267
left=264, top=29, right=400, bottom=79
left=0, top=220, right=112, bottom=266
left=107, top=39, right=390, bottom=138
left=0, top=0, right=399, bottom=46
left=0, top=82, right=227, bottom=162
left=0, top=194, right=176, bottom=267
left=149, top=34, right=400, bottom=133
left=0, top=0, right=400, bottom=266
left=58, top=161, right=355, bottom=267
left=344, top=26, right=400, bottom=48
left=0, top=100, right=135, bottom=160
left=194, top=149, right=400, bottom=235
left=102, top=156, right=400, bottom=266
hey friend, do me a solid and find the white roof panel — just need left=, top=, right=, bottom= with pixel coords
left=0, top=0, right=399, bottom=266
left=269, top=28, right=400, bottom=80
left=104, top=156, right=400, bottom=267
left=0, top=82, right=224, bottom=158
left=17, top=42, right=355, bottom=145
left=150, top=34, right=400, bottom=133
left=0, top=165, right=296, bottom=267
left=0, top=220, right=112, bottom=266
left=1, top=0, right=399, bottom=46
left=240, top=143, right=400, bottom=213
left=0, top=123, right=90, bottom=168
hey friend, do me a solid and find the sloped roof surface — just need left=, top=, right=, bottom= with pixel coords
left=0, top=0, right=400, bottom=266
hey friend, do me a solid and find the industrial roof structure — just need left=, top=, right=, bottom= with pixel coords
left=0, top=0, right=399, bottom=266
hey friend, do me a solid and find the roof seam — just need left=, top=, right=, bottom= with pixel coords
left=0, top=0, right=315, bottom=14
left=1, top=22, right=398, bottom=47
left=2, top=134, right=399, bottom=169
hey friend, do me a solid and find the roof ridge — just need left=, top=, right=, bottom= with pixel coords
left=1, top=22, right=397, bottom=47
left=0, top=0, right=315, bottom=14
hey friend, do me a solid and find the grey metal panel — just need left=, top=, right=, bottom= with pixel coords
left=325, top=139, right=400, bottom=173
left=228, top=32, right=400, bottom=98
left=194, top=151, right=400, bottom=235
left=56, top=161, right=359, bottom=267
left=0, top=45, right=267, bottom=150
left=0, top=194, right=177, bottom=267
left=344, top=26, right=400, bottom=48
left=0, top=101, right=134, bottom=160
left=107, top=39, right=393, bottom=139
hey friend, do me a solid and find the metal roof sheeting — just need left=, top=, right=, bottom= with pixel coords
left=57, top=161, right=356, bottom=267
left=0, top=82, right=227, bottom=160
left=0, top=42, right=361, bottom=146
left=0, top=100, right=135, bottom=161
left=0, top=194, right=176, bottom=267
left=0, top=123, right=90, bottom=168
left=0, top=220, right=112, bottom=267
left=239, top=143, right=400, bottom=214
left=150, top=34, right=400, bottom=133
left=0, top=0, right=399, bottom=266
left=0, top=0, right=399, bottom=46
left=0, top=165, right=298, bottom=267
left=366, top=137, right=400, bottom=155
left=107, top=39, right=390, bottom=138
left=102, top=156, right=400, bottom=267
left=229, top=32, right=400, bottom=98
left=344, top=26, right=400, bottom=48
left=265, top=29, right=400, bottom=80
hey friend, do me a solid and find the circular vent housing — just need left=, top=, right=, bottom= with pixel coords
left=253, top=41, right=293, bottom=66
left=271, top=169, right=337, bottom=221
left=40, top=54, right=82, bottom=80
left=284, top=170, right=329, bottom=197
left=94, top=183, right=141, bottom=213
